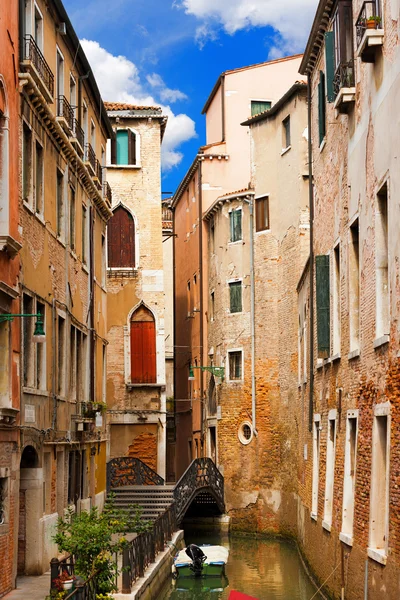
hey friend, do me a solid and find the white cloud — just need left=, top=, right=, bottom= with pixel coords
left=176, top=0, right=318, bottom=54
left=146, top=73, right=188, bottom=103
left=81, top=39, right=196, bottom=171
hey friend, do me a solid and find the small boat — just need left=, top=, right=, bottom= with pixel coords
left=228, top=592, right=259, bottom=600
left=172, top=544, right=229, bottom=578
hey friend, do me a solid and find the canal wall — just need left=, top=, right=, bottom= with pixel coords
left=113, top=530, right=184, bottom=600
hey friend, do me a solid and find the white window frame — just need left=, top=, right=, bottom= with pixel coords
left=311, top=413, right=321, bottom=520
left=323, top=409, right=337, bottom=531
left=332, top=241, right=341, bottom=358
left=228, top=206, right=243, bottom=244
left=56, top=46, right=65, bottom=99
left=228, top=278, right=243, bottom=314
left=348, top=215, right=360, bottom=355
left=368, top=402, right=391, bottom=564
left=106, top=127, right=141, bottom=168
left=340, top=409, right=359, bottom=546
left=227, top=348, right=244, bottom=382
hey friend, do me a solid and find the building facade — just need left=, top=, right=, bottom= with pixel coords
left=0, top=0, right=22, bottom=594
left=105, top=104, right=168, bottom=479
left=17, top=0, right=112, bottom=580
left=172, top=56, right=303, bottom=480
left=298, top=0, right=400, bottom=597
left=201, top=83, right=309, bottom=532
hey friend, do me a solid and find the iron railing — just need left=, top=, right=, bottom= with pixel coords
left=103, top=181, right=112, bottom=206
left=84, top=143, right=96, bottom=173
left=356, top=1, right=382, bottom=47
left=333, top=59, right=355, bottom=97
left=173, top=458, right=225, bottom=524
left=57, top=96, right=74, bottom=130
left=64, top=573, right=97, bottom=600
left=122, top=504, right=177, bottom=593
left=23, top=35, right=54, bottom=97
left=95, top=160, right=103, bottom=185
left=162, top=205, right=173, bottom=222
left=107, top=457, right=165, bottom=491
left=72, top=119, right=84, bottom=151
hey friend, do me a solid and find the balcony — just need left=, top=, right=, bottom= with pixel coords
left=70, top=119, right=84, bottom=156
left=333, top=60, right=356, bottom=114
left=356, top=1, right=384, bottom=62
left=21, top=35, right=54, bottom=102
left=84, top=143, right=96, bottom=175
left=56, top=96, right=74, bottom=132
left=93, top=159, right=103, bottom=190
left=103, top=181, right=112, bottom=208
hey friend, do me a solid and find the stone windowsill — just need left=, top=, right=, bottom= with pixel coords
left=310, top=512, right=318, bottom=522
left=331, top=352, right=341, bottom=363
left=319, top=138, right=326, bottom=153
left=22, top=387, right=49, bottom=397
left=374, top=334, right=389, bottom=349
left=126, top=383, right=166, bottom=390
left=348, top=348, right=360, bottom=360
left=281, top=145, right=291, bottom=156
left=322, top=520, right=332, bottom=532
left=339, top=532, right=353, bottom=546
left=367, top=547, right=387, bottom=565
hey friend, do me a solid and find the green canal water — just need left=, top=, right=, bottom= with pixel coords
left=159, top=533, right=322, bottom=600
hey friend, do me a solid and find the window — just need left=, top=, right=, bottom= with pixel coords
left=0, top=318, right=10, bottom=407
left=376, top=183, right=389, bottom=339
left=56, top=48, right=64, bottom=99
left=70, top=75, right=76, bottom=118
left=187, top=280, right=191, bottom=316
left=228, top=350, right=242, bottom=381
left=368, top=404, right=390, bottom=562
left=229, top=281, right=242, bottom=313
left=35, top=301, right=45, bottom=389
left=0, top=95, right=9, bottom=229
left=323, top=411, right=337, bottom=530
left=332, top=1, right=354, bottom=93
left=57, top=314, right=66, bottom=396
left=107, top=205, right=135, bottom=268
left=210, top=291, right=215, bottom=321
left=349, top=219, right=360, bottom=351
left=255, top=196, right=269, bottom=232
left=43, top=452, right=51, bottom=514
left=111, top=129, right=137, bottom=166
left=251, top=100, right=271, bottom=116
left=83, top=101, right=88, bottom=144
left=70, top=326, right=87, bottom=401
left=69, top=185, right=76, bottom=250
left=101, top=234, right=106, bottom=286
left=34, top=141, right=43, bottom=215
left=210, top=218, right=215, bottom=253
left=332, top=244, right=341, bottom=356
left=23, top=122, right=32, bottom=205
left=22, top=294, right=46, bottom=390
left=130, top=306, right=156, bottom=384
left=0, top=477, right=8, bottom=525
left=230, top=209, right=242, bottom=242
left=318, top=71, right=326, bottom=144
left=316, top=255, right=330, bottom=358
left=340, top=411, right=358, bottom=545
left=56, top=169, right=64, bottom=238
left=282, top=116, right=291, bottom=149
left=311, top=414, right=321, bottom=518
left=70, top=325, right=77, bottom=399
left=82, top=204, right=87, bottom=263
left=90, top=119, right=96, bottom=150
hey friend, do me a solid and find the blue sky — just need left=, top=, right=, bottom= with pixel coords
left=63, top=0, right=317, bottom=195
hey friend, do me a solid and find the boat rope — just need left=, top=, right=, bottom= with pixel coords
left=308, top=562, right=340, bottom=600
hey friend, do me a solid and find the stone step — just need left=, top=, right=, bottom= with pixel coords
left=111, top=485, right=175, bottom=492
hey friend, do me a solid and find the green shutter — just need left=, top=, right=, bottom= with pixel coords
left=251, top=101, right=272, bottom=116
left=230, top=282, right=242, bottom=313
left=325, top=31, right=335, bottom=102
left=116, top=130, right=129, bottom=165
left=230, top=210, right=242, bottom=242
left=318, top=72, right=326, bottom=146
left=316, top=254, right=330, bottom=358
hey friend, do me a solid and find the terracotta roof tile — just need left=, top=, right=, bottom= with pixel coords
left=104, top=102, right=162, bottom=112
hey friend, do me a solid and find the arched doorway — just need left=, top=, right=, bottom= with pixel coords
left=18, top=445, right=41, bottom=575
left=130, top=305, right=156, bottom=384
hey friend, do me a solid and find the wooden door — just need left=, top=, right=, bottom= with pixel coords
left=130, top=320, right=156, bottom=383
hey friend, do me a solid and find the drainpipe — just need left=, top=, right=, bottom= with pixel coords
left=198, top=161, right=204, bottom=453
left=308, top=72, right=315, bottom=433
left=51, top=299, right=57, bottom=430
left=221, top=75, right=226, bottom=143
left=89, top=207, right=95, bottom=404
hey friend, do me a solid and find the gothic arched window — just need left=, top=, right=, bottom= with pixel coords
left=107, top=205, right=135, bottom=268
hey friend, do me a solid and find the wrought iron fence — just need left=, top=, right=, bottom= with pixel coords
left=107, top=457, right=165, bottom=490
left=57, top=96, right=74, bottom=130
left=356, top=0, right=381, bottom=47
left=23, top=35, right=54, bottom=97
left=64, top=573, right=97, bottom=600
left=122, top=504, right=177, bottom=593
left=95, top=160, right=103, bottom=185
left=85, top=143, right=96, bottom=173
left=333, top=59, right=355, bottom=97
left=72, top=119, right=85, bottom=151
left=173, top=458, right=225, bottom=524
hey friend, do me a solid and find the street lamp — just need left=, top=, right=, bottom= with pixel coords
left=188, top=365, right=225, bottom=381
left=0, top=313, right=46, bottom=343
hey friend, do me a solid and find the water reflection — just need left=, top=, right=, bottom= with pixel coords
left=159, top=533, right=321, bottom=600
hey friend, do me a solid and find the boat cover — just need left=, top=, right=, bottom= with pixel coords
left=175, top=545, right=229, bottom=566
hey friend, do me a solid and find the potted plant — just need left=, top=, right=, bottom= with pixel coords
left=52, top=571, right=76, bottom=592
left=367, top=15, right=381, bottom=29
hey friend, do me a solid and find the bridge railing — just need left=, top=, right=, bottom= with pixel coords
left=107, top=457, right=165, bottom=490
left=173, top=457, right=224, bottom=524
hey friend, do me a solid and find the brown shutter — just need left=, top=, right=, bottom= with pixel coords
left=130, top=321, right=156, bottom=383
left=111, top=131, right=117, bottom=164
left=107, top=206, right=135, bottom=268
left=128, top=129, right=136, bottom=165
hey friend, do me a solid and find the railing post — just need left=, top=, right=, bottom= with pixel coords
left=122, top=546, right=131, bottom=594
left=50, top=557, right=60, bottom=590
left=74, top=582, right=84, bottom=600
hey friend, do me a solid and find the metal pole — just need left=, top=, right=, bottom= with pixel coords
left=364, top=559, right=368, bottom=600
left=249, top=196, right=257, bottom=435
left=307, top=72, right=315, bottom=432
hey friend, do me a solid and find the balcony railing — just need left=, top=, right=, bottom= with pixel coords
left=72, top=119, right=84, bottom=152
left=333, top=59, right=355, bottom=97
left=23, top=35, right=54, bottom=97
left=85, top=143, right=96, bottom=174
left=356, top=1, right=382, bottom=47
left=103, top=181, right=112, bottom=206
left=95, top=160, right=103, bottom=185
left=57, top=95, right=74, bottom=130
left=162, top=206, right=173, bottom=222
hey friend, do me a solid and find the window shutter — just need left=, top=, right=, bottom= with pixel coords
left=128, top=130, right=136, bottom=165
left=325, top=31, right=335, bottom=102
left=231, top=210, right=242, bottom=241
left=230, top=283, right=242, bottom=313
left=316, top=254, right=330, bottom=358
left=318, top=72, right=326, bottom=145
left=107, top=206, right=135, bottom=267
left=130, top=321, right=156, bottom=383
left=111, top=132, right=117, bottom=165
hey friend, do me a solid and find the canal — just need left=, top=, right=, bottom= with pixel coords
left=159, top=531, right=323, bottom=600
